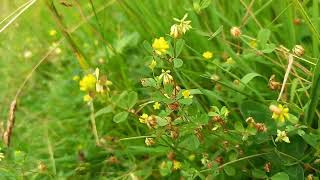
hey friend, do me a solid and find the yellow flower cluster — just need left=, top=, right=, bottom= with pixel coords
left=153, top=102, right=161, bottom=110
left=78, top=68, right=113, bottom=103
left=182, top=90, right=193, bottom=99
left=173, top=160, right=182, bottom=170
left=139, top=113, right=149, bottom=124
left=202, top=51, right=213, bottom=59
left=152, top=37, right=169, bottom=55
left=270, top=104, right=289, bottom=123
left=79, top=74, right=96, bottom=92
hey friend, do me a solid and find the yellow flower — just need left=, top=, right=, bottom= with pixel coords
left=153, top=102, right=161, bottom=110
left=275, top=130, right=290, bottom=143
left=73, top=75, right=80, bottom=81
left=49, top=29, right=57, bottom=36
left=152, top=37, right=169, bottom=55
left=182, top=90, right=193, bottom=99
left=173, top=160, right=182, bottom=170
left=202, top=51, right=213, bottom=59
left=79, top=74, right=97, bottom=92
left=139, top=113, right=149, bottom=123
left=83, top=94, right=92, bottom=102
left=269, top=104, right=289, bottom=123
left=148, top=59, right=157, bottom=70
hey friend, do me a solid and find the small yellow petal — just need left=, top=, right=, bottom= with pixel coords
left=202, top=51, right=213, bottom=59
left=153, top=102, right=161, bottom=110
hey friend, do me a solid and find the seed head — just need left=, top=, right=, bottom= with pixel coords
left=293, top=45, right=305, bottom=57
left=230, top=27, right=241, bottom=38
left=145, top=138, right=155, bottom=146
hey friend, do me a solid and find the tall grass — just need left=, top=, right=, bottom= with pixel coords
left=0, top=0, right=319, bottom=179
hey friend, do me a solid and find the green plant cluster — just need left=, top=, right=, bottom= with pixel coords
left=0, top=0, right=319, bottom=179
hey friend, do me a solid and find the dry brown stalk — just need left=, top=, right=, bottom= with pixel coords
left=3, top=99, right=17, bottom=146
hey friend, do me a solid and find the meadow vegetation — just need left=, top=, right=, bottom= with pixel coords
left=0, top=0, right=320, bottom=179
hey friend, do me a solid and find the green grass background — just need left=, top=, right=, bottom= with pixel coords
left=0, top=0, right=319, bottom=179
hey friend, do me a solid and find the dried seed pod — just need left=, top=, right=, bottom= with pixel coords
left=170, top=128, right=179, bottom=140
left=170, top=24, right=180, bottom=39
left=293, top=18, right=301, bottom=25
left=293, top=45, right=305, bottom=57
left=147, top=115, right=157, bottom=129
left=230, top=27, right=241, bottom=38
left=167, top=151, right=176, bottom=160
left=255, top=123, right=267, bottom=132
left=60, top=0, right=72, bottom=7
left=38, top=161, right=47, bottom=173
left=168, top=102, right=179, bottom=111
left=106, top=156, right=119, bottom=165
left=195, top=128, right=204, bottom=142
left=268, top=75, right=281, bottom=90
left=264, top=162, right=271, bottom=172
left=145, top=138, right=155, bottom=146
left=215, top=156, right=224, bottom=165
left=215, top=83, right=222, bottom=91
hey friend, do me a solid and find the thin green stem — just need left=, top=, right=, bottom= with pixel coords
left=200, top=152, right=270, bottom=173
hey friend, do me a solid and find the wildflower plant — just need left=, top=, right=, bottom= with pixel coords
left=2, top=1, right=320, bottom=179
left=69, top=9, right=319, bottom=179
